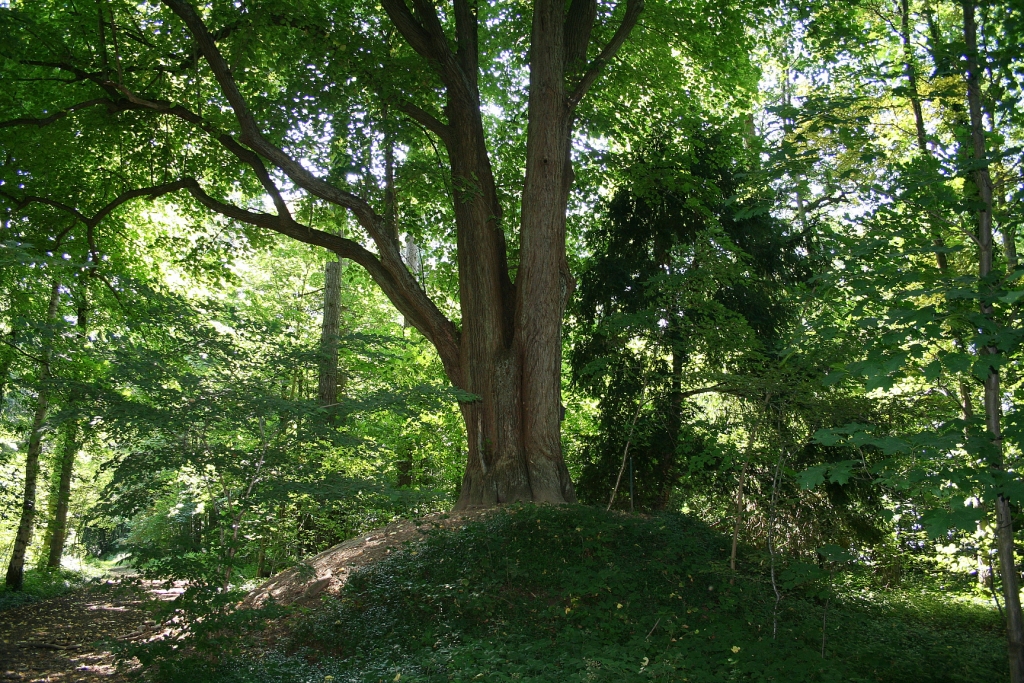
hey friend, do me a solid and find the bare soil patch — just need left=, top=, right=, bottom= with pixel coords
left=243, top=509, right=491, bottom=608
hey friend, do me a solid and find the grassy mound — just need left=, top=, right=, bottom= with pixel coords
left=133, top=505, right=1005, bottom=682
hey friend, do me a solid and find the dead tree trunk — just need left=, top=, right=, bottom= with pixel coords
left=5, top=279, right=60, bottom=590
left=963, top=4, right=1024, bottom=680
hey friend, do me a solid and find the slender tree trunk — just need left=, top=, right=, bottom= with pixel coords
left=396, top=446, right=413, bottom=488
left=731, top=426, right=757, bottom=571
left=43, top=421, right=80, bottom=569
left=318, top=261, right=342, bottom=406
left=654, top=343, right=684, bottom=511
left=0, top=328, right=14, bottom=404
left=899, top=0, right=951, bottom=274
left=42, top=295, right=89, bottom=569
left=963, top=4, right=1024, bottom=679
left=5, top=280, right=60, bottom=590
left=900, top=4, right=980, bottom=420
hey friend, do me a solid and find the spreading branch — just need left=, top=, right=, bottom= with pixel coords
left=154, top=0, right=460, bottom=377
left=397, top=101, right=451, bottom=145
left=161, top=0, right=380, bottom=235
left=567, top=0, right=645, bottom=111
left=380, top=0, right=472, bottom=101
left=0, top=98, right=139, bottom=129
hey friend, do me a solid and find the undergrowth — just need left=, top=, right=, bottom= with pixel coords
left=0, top=566, right=97, bottom=612
left=123, top=505, right=1005, bottom=682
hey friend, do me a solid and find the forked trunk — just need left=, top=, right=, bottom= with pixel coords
left=162, top=0, right=642, bottom=510
left=452, top=0, right=577, bottom=508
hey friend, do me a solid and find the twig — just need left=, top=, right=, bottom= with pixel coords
left=646, top=617, right=661, bottom=639
left=768, top=449, right=786, bottom=640
left=607, top=384, right=651, bottom=511
left=989, top=553, right=1005, bottom=621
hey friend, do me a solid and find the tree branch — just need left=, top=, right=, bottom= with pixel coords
left=380, top=0, right=471, bottom=98
left=567, top=0, right=644, bottom=111
left=4, top=180, right=196, bottom=228
left=397, top=101, right=451, bottom=145
left=179, top=180, right=462, bottom=377
left=161, top=1, right=380, bottom=233
left=159, top=1, right=461, bottom=379
left=564, top=0, right=597, bottom=68
left=379, top=0, right=438, bottom=63
left=0, top=98, right=139, bottom=129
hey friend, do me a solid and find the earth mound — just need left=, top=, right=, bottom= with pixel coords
left=242, top=509, right=490, bottom=608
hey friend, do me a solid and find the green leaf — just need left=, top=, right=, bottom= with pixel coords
left=971, top=354, right=1006, bottom=381
left=798, top=465, right=829, bottom=490
left=942, top=353, right=973, bottom=375
left=827, top=460, right=857, bottom=485
left=922, top=359, right=942, bottom=382
left=817, top=544, right=855, bottom=563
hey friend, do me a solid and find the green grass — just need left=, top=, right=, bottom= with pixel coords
left=126, top=505, right=1006, bottom=682
left=0, top=565, right=98, bottom=612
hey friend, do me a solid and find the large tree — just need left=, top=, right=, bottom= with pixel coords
left=0, top=0, right=755, bottom=507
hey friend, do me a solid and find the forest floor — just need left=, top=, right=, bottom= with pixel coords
left=0, top=578, right=183, bottom=683
left=0, top=512, right=486, bottom=683
left=124, top=504, right=1007, bottom=683
left=3, top=507, right=1005, bottom=682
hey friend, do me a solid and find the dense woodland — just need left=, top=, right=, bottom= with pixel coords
left=1, top=0, right=1023, bottom=680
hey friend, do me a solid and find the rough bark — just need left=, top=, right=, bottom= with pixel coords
left=318, top=261, right=342, bottom=406
left=5, top=280, right=60, bottom=590
left=963, top=4, right=1024, bottom=679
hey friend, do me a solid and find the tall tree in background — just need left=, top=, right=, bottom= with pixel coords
left=41, top=293, right=90, bottom=569
left=5, top=280, right=60, bottom=590
left=318, top=260, right=343, bottom=407
left=962, top=2, right=1024, bottom=675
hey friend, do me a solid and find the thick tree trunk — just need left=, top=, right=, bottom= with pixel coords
left=963, top=4, right=1024, bottom=679
left=5, top=280, right=60, bottom=590
left=318, top=260, right=342, bottom=405
left=44, top=420, right=80, bottom=568
left=454, top=0, right=577, bottom=508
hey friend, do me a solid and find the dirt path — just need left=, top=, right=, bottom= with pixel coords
left=0, top=582, right=182, bottom=682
